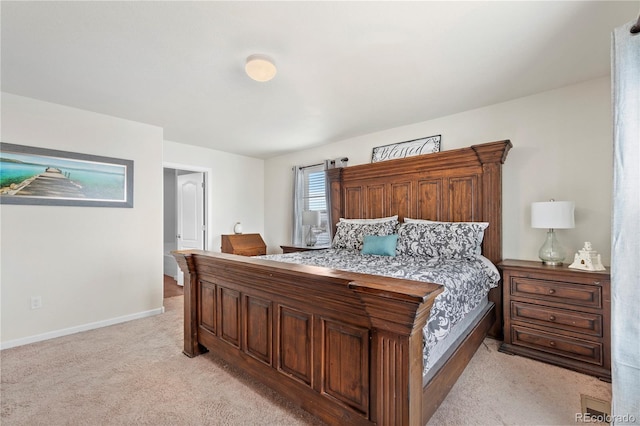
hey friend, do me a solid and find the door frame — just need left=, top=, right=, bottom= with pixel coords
left=163, top=162, right=210, bottom=252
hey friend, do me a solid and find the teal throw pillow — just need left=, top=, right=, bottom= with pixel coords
left=361, top=234, right=398, bottom=256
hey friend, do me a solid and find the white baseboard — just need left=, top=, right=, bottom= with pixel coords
left=0, top=306, right=165, bottom=350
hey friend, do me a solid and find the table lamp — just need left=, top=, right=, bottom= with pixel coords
left=531, top=200, right=575, bottom=265
left=302, top=210, right=321, bottom=246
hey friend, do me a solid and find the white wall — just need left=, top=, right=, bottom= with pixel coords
left=264, top=77, right=613, bottom=264
left=0, top=77, right=611, bottom=346
left=163, top=140, right=265, bottom=253
left=163, top=168, right=178, bottom=247
left=1, top=93, right=164, bottom=347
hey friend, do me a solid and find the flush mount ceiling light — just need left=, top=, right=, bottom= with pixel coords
left=245, top=54, right=277, bottom=82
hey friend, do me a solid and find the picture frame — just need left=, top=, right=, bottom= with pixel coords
left=371, top=134, right=441, bottom=163
left=0, top=142, right=134, bottom=208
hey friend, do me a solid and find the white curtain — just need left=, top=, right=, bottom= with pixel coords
left=324, top=159, right=333, bottom=242
left=292, top=166, right=304, bottom=245
left=611, top=20, right=640, bottom=425
left=292, top=163, right=333, bottom=246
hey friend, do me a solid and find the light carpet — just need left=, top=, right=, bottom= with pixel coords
left=1, top=295, right=610, bottom=425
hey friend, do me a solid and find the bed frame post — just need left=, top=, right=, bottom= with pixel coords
left=173, top=251, right=206, bottom=357
left=327, top=167, right=343, bottom=238
left=471, top=140, right=512, bottom=338
left=471, top=140, right=511, bottom=264
left=349, top=281, right=439, bottom=425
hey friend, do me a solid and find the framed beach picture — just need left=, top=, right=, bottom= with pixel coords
left=0, top=143, right=133, bottom=207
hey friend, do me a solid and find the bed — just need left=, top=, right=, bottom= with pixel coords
left=173, top=140, right=512, bottom=425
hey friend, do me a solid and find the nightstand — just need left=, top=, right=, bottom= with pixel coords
left=280, top=244, right=331, bottom=254
left=498, top=259, right=611, bottom=381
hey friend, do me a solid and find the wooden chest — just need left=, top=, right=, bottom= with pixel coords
left=221, top=233, right=266, bottom=256
left=499, top=259, right=611, bottom=381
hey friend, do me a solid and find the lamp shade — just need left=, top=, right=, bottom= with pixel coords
left=302, top=210, right=321, bottom=227
left=531, top=201, right=575, bottom=229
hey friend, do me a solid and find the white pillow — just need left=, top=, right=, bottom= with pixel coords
left=339, top=215, right=398, bottom=224
left=404, top=218, right=489, bottom=227
left=404, top=218, right=437, bottom=223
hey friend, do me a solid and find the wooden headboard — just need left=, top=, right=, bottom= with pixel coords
left=327, top=139, right=512, bottom=337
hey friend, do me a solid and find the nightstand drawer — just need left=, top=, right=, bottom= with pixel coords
left=510, top=277, right=601, bottom=309
left=511, top=301, right=603, bottom=337
left=511, top=325, right=603, bottom=366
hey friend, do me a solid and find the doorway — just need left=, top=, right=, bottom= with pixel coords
left=163, top=166, right=207, bottom=286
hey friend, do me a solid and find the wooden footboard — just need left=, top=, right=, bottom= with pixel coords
left=174, top=250, right=443, bottom=425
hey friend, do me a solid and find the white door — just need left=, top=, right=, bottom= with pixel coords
left=176, top=172, right=205, bottom=285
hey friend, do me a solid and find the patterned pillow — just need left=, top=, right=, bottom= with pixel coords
left=332, top=219, right=398, bottom=250
left=396, top=222, right=488, bottom=258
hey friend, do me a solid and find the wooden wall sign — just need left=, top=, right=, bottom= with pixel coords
left=371, top=135, right=441, bottom=163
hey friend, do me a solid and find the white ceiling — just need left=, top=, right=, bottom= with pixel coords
left=2, top=1, right=637, bottom=158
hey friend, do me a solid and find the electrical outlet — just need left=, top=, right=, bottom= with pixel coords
left=30, top=296, right=42, bottom=310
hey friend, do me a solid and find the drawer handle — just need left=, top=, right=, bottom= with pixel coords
left=548, top=289, right=556, bottom=294
left=593, top=281, right=600, bottom=285
left=549, top=340, right=556, bottom=347
left=549, top=315, right=556, bottom=321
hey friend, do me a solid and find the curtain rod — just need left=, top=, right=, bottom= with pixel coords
left=298, top=162, right=323, bottom=170
left=296, top=157, right=349, bottom=170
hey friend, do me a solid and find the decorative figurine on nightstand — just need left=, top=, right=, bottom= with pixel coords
left=233, top=222, right=243, bottom=234
left=568, top=242, right=606, bottom=271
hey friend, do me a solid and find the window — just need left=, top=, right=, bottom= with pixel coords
left=295, top=164, right=331, bottom=246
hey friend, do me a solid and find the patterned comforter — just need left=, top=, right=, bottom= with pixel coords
left=259, top=249, right=500, bottom=372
